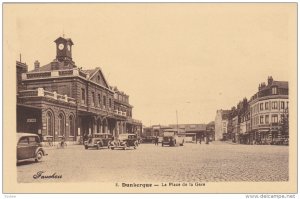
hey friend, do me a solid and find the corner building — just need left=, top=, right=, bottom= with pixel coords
left=249, top=76, right=288, bottom=144
left=17, top=37, right=142, bottom=144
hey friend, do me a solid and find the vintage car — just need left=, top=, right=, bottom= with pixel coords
left=17, top=133, right=47, bottom=163
left=140, top=136, right=156, bottom=143
left=110, top=133, right=139, bottom=150
left=84, top=133, right=113, bottom=150
left=161, top=130, right=184, bottom=147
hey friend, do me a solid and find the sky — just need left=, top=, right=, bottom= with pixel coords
left=4, top=3, right=296, bottom=126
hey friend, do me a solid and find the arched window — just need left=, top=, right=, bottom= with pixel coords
left=69, top=115, right=75, bottom=137
left=58, top=113, right=65, bottom=136
left=97, top=119, right=102, bottom=133
left=46, top=112, right=53, bottom=136
left=102, top=119, right=107, bottom=133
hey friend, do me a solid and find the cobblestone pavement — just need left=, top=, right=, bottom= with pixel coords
left=17, top=141, right=288, bottom=183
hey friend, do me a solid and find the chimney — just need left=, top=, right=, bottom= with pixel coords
left=34, top=60, right=40, bottom=70
left=258, top=83, right=261, bottom=91
left=51, top=60, right=59, bottom=70
left=268, top=76, right=273, bottom=85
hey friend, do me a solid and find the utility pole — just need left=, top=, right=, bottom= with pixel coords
left=176, top=110, right=179, bottom=133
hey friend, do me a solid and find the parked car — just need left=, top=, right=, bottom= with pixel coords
left=17, top=133, right=47, bottom=163
left=140, top=136, right=156, bottom=143
left=161, top=130, right=184, bottom=147
left=84, top=133, right=113, bottom=150
left=110, top=134, right=139, bottom=150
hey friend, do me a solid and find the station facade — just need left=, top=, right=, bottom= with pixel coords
left=17, top=37, right=142, bottom=144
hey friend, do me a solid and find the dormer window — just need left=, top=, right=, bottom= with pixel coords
left=272, top=87, right=278, bottom=95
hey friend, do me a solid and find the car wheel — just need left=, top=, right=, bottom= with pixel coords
left=84, top=145, right=88, bottom=150
left=111, top=147, right=114, bottom=150
left=162, top=143, right=164, bottom=147
left=97, top=144, right=100, bottom=150
left=35, top=150, right=43, bottom=162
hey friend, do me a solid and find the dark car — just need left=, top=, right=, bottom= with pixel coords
left=141, top=136, right=156, bottom=143
left=110, top=134, right=139, bottom=150
left=84, top=133, right=113, bottom=150
left=17, top=133, right=47, bottom=163
left=161, top=131, right=184, bottom=147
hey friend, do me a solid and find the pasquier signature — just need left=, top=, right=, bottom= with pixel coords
left=33, top=171, right=62, bottom=179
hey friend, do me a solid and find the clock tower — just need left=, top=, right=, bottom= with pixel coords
left=54, top=37, right=74, bottom=64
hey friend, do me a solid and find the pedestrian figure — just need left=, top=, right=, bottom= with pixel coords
left=155, top=136, right=159, bottom=146
left=199, top=136, right=202, bottom=144
left=88, top=133, right=92, bottom=143
left=83, top=133, right=88, bottom=142
left=60, top=134, right=66, bottom=147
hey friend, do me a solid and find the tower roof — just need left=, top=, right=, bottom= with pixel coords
left=54, top=37, right=74, bottom=45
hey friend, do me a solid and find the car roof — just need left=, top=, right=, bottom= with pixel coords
left=17, top=133, right=38, bottom=138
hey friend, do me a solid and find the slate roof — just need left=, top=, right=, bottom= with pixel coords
left=221, top=110, right=231, bottom=120
left=260, top=81, right=288, bottom=91
left=29, top=61, right=75, bottom=72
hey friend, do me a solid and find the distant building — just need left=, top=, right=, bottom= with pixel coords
left=143, top=123, right=210, bottom=142
left=214, top=110, right=230, bottom=140
left=169, top=124, right=207, bottom=142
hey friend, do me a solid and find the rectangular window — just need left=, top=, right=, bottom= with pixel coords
left=271, top=114, right=278, bottom=123
left=18, top=137, right=29, bottom=145
left=281, top=101, right=285, bottom=109
left=98, top=94, right=101, bottom=107
left=103, top=95, right=106, bottom=108
left=272, top=101, right=278, bottom=110
left=91, top=92, right=95, bottom=106
left=81, top=88, right=85, bottom=104
left=272, top=87, right=278, bottom=95
left=28, top=136, right=38, bottom=144
left=260, top=103, right=264, bottom=111
left=260, top=116, right=264, bottom=124
left=265, top=115, right=269, bottom=124
left=287, top=102, right=289, bottom=109
left=265, top=102, right=269, bottom=110
left=109, top=98, right=112, bottom=108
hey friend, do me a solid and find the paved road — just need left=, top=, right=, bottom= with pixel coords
left=17, top=141, right=288, bottom=183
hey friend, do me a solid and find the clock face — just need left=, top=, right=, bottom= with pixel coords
left=67, top=45, right=71, bottom=51
left=58, top=43, right=64, bottom=50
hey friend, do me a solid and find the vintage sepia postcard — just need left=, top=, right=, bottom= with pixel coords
left=3, top=2, right=297, bottom=194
